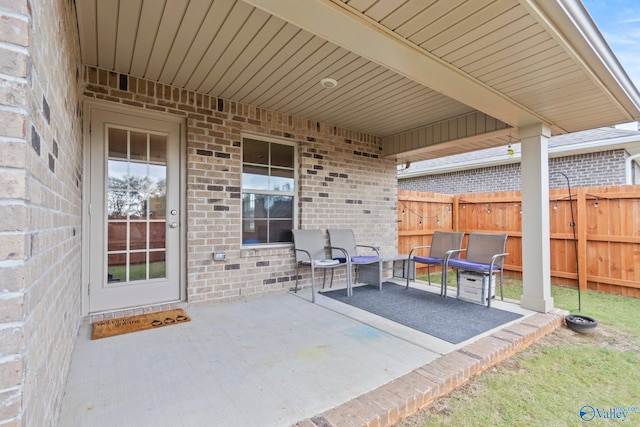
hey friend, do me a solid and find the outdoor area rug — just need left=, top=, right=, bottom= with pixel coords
left=321, top=282, right=522, bottom=344
left=91, top=308, right=191, bottom=340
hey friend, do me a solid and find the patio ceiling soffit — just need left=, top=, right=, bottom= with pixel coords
left=245, top=0, right=640, bottom=161
left=245, top=0, right=547, bottom=133
left=75, top=0, right=640, bottom=163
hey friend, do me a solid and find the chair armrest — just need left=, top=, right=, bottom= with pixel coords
left=356, top=244, right=380, bottom=257
left=407, top=245, right=432, bottom=259
left=293, top=247, right=313, bottom=263
left=443, top=248, right=466, bottom=265
left=328, top=246, right=351, bottom=263
left=489, top=252, right=509, bottom=272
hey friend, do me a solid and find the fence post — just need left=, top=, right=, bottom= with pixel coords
left=452, top=195, right=460, bottom=231
left=577, top=188, right=588, bottom=291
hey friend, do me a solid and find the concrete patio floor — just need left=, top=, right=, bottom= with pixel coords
left=58, top=280, right=563, bottom=427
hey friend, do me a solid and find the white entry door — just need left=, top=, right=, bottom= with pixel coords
left=88, top=108, right=183, bottom=312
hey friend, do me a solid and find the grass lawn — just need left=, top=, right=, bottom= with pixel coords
left=397, top=274, right=640, bottom=427
left=108, top=260, right=166, bottom=282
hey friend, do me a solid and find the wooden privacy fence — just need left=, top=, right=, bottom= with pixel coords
left=398, top=186, right=640, bottom=298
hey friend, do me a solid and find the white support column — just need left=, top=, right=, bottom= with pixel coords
left=520, top=123, right=554, bottom=312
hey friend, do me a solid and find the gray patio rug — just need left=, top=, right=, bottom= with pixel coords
left=321, top=282, right=522, bottom=344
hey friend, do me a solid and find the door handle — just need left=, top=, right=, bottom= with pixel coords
left=170, top=222, right=178, bottom=229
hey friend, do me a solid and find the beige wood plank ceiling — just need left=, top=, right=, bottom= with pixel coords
left=76, top=0, right=640, bottom=162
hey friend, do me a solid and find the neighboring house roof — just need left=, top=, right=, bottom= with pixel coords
left=397, top=125, right=640, bottom=179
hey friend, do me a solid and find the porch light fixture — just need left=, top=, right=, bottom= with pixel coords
left=397, top=160, right=411, bottom=171
left=507, top=133, right=515, bottom=156
left=319, top=77, right=338, bottom=88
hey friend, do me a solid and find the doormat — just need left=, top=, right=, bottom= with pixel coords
left=91, top=308, right=190, bottom=340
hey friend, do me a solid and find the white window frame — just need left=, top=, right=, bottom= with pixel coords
left=240, top=133, right=298, bottom=247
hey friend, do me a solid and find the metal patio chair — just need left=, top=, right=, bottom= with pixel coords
left=444, top=232, right=509, bottom=307
left=327, top=229, right=381, bottom=297
left=406, top=230, right=465, bottom=296
left=292, top=229, right=349, bottom=303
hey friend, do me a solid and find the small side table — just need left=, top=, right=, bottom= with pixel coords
left=383, top=255, right=415, bottom=280
left=358, top=255, right=415, bottom=288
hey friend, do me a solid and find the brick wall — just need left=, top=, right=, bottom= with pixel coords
left=83, top=67, right=398, bottom=307
left=0, top=0, right=84, bottom=426
left=399, top=150, right=629, bottom=193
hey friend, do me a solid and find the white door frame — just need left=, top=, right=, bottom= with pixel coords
left=82, top=100, right=187, bottom=315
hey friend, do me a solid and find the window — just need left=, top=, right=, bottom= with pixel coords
left=241, top=136, right=296, bottom=245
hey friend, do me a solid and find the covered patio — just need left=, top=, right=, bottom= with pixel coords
left=3, top=1, right=640, bottom=426
left=58, top=279, right=560, bottom=426
left=71, top=0, right=640, bottom=314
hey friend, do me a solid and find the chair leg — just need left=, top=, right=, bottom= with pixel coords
left=442, top=266, right=449, bottom=298
left=406, top=261, right=412, bottom=289
left=321, top=268, right=327, bottom=289
left=329, top=268, right=334, bottom=288
left=310, top=266, right=316, bottom=303
left=294, top=263, right=300, bottom=293
left=427, top=265, right=432, bottom=287
left=451, top=269, right=461, bottom=299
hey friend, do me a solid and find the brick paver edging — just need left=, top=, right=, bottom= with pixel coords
left=293, top=310, right=565, bottom=427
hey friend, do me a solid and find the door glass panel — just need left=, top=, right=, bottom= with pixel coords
left=106, top=127, right=168, bottom=284
left=108, top=128, right=127, bottom=159
left=129, top=222, right=147, bottom=250
left=149, top=251, right=166, bottom=279
left=107, top=253, right=125, bottom=282
left=149, top=134, right=167, bottom=163
left=148, top=164, right=166, bottom=219
left=130, top=131, right=148, bottom=161
left=129, top=252, right=147, bottom=281
left=107, top=222, right=126, bottom=251
left=149, top=222, right=166, bottom=249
